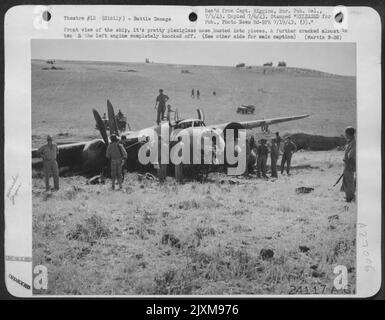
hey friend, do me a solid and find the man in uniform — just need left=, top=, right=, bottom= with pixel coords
left=341, top=126, right=356, bottom=202
left=280, top=136, right=297, bottom=175
left=270, top=138, right=279, bottom=178
left=106, top=134, right=127, bottom=190
left=275, top=132, right=282, bottom=150
left=256, top=139, right=269, bottom=179
left=119, top=135, right=127, bottom=146
left=38, top=135, right=59, bottom=191
left=118, top=135, right=128, bottom=181
left=197, top=89, right=200, bottom=99
left=246, top=136, right=257, bottom=174
left=154, top=89, right=169, bottom=125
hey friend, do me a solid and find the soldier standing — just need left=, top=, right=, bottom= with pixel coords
left=38, top=135, right=59, bottom=191
left=275, top=132, right=282, bottom=150
left=197, top=89, right=200, bottom=99
left=154, top=89, right=169, bottom=125
left=270, top=138, right=279, bottom=178
left=119, top=135, right=128, bottom=181
left=256, top=139, right=269, bottom=179
left=106, top=134, right=127, bottom=190
left=191, top=88, right=195, bottom=98
left=280, top=136, right=297, bottom=175
left=173, top=136, right=184, bottom=183
left=341, top=127, right=356, bottom=202
left=119, top=135, right=127, bottom=146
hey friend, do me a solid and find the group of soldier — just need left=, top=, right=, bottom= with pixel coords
left=37, top=84, right=356, bottom=203
left=246, top=132, right=297, bottom=179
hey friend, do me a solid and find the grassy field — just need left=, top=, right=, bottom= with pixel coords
left=32, top=60, right=355, bottom=147
left=32, top=60, right=356, bottom=295
left=33, top=151, right=356, bottom=295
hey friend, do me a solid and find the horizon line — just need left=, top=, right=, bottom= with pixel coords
left=31, top=58, right=355, bottom=77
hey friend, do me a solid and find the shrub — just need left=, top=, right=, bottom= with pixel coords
left=66, top=214, right=110, bottom=243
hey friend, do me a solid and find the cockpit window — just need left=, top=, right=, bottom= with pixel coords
left=176, top=120, right=205, bottom=129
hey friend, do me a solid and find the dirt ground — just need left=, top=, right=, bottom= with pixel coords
left=32, top=150, right=356, bottom=295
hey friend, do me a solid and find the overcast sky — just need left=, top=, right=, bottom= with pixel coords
left=32, top=40, right=356, bottom=76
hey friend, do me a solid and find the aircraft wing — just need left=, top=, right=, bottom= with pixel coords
left=208, top=114, right=310, bottom=130
left=32, top=141, right=88, bottom=168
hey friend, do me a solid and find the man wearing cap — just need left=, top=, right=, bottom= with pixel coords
left=256, top=139, right=269, bottom=179
left=341, top=127, right=356, bottom=202
left=154, top=89, right=169, bottom=125
left=106, top=134, right=127, bottom=190
left=280, top=136, right=297, bottom=175
left=38, top=135, right=59, bottom=191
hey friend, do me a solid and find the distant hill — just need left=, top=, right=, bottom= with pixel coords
left=242, top=65, right=350, bottom=78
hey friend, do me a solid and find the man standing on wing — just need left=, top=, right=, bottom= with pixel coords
left=38, top=135, right=59, bottom=191
left=341, top=127, right=356, bottom=202
left=154, top=89, right=169, bottom=125
left=280, top=136, right=297, bottom=175
left=106, top=134, right=127, bottom=190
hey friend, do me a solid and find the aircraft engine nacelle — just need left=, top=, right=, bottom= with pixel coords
left=82, top=139, right=107, bottom=172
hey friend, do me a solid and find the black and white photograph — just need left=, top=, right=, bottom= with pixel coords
left=30, top=39, right=358, bottom=295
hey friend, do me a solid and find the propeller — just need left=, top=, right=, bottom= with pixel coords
left=197, top=108, right=205, bottom=121
left=107, top=99, right=119, bottom=136
left=92, top=109, right=109, bottom=146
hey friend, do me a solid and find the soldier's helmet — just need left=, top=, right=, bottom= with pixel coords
left=110, top=134, right=118, bottom=142
left=47, top=135, right=52, bottom=141
left=345, top=126, right=355, bottom=136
